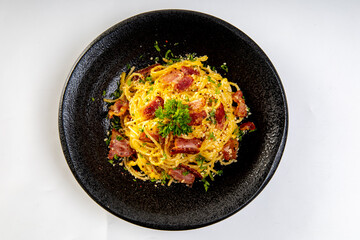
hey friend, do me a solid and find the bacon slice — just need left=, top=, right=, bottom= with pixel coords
left=168, top=167, right=196, bottom=185
left=108, top=129, right=135, bottom=159
left=181, top=66, right=200, bottom=76
left=179, top=164, right=202, bottom=179
left=170, top=137, right=203, bottom=155
left=161, top=68, right=195, bottom=91
left=222, top=138, right=239, bottom=161
left=132, top=63, right=161, bottom=81
left=108, top=99, right=129, bottom=119
left=233, top=90, right=248, bottom=118
left=142, top=96, right=164, bottom=120
left=187, top=98, right=206, bottom=111
left=239, top=122, right=256, bottom=131
left=189, top=110, right=207, bottom=126
left=175, top=75, right=194, bottom=91
left=139, top=127, right=164, bottom=144
left=215, top=103, right=226, bottom=129
left=161, top=69, right=184, bottom=84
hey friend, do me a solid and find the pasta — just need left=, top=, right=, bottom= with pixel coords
left=104, top=55, right=255, bottom=190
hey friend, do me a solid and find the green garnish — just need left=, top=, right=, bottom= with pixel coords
left=126, top=63, right=131, bottom=70
left=220, top=63, right=228, bottom=72
left=154, top=56, right=159, bottom=62
left=188, top=53, right=196, bottom=61
left=196, top=154, right=206, bottom=169
left=110, top=116, right=122, bottom=130
left=154, top=41, right=161, bottom=52
left=215, top=82, right=222, bottom=94
left=91, top=97, right=95, bottom=102
left=116, top=135, right=124, bottom=141
left=208, top=108, right=216, bottom=124
left=108, top=159, right=114, bottom=164
left=165, top=49, right=174, bottom=59
left=161, top=171, right=170, bottom=184
left=234, top=127, right=245, bottom=141
left=102, top=90, right=106, bottom=96
left=209, top=132, right=216, bottom=141
left=202, top=178, right=210, bottom=192
left=174, top=42, right=179, bottom=46
left=207, top=76, right=216, bottom=84
left=182, top=171, right=190, bottom=176
left=155, top=99, right=193, bottom=138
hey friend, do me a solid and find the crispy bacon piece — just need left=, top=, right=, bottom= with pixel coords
left=168, top=167, right=196, bottom=185
left=233, top=90, right=248, bottom=118
left=175, top=75, right=194, bottom=91
left=215, top=103, right=226, bottom=129
left=181, top=66, right=200, bottom=76
left=161, top=69, right=184, bottom=83
left=187, top=98, right=206, bottom=111
left=132, top=63, right=161, bottom=81
left=179, top=164, right=202, bottom=179
left=108, top=99, right=129, bottom=119
left=161, top=68, right=195, bottom=91
left=139, top=127, right=164, bottom=144
left=170, top=137, right=203, bottom=155
left=142, top=96, right=164, bottom=120
left=189, top=110, right=207, bottom=126
left=222, top=138, right=239, bottom=161
left=108, top=129, right=135, bottom=159
left=239, top=122, right=256, bottom=131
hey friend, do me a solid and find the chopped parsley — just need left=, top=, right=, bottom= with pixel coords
left=208, top=108, right=216, bottom=124
left=209, top=132, right=216, bottom=141
left=182, top=171, right=190, bottom=176
left=196, top=154, right=207, bottom=169
left=91, top=97, right=95, bottom=102
left=165, top=49, right=174, bottom=59
left=187, top=53, right=196, bottom=61
left=207, top=76, right=216, bottom=84
left=116, top=135, right=124, bottom=141
left=220, top=63, right=228, bottom=72
left=234, top=127, right=245, bottom=141
left=202, top=178, right=210, bottom=192
left=155, top=99, right=193, bottom=138
left=126, top=63, right=131, bottom=70
left=215, top=82, right=222, bottom=94
left=110, top=116, right=122, bottom=130
left=161, top=171, right=170, bottom=184
left=154, top=41, right=161, bottom=52
left=102, top=90, right=106, bottom=96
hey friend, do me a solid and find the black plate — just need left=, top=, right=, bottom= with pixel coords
left=59, top=9, right=288, bottom=230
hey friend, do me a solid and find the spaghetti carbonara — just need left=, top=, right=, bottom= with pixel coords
left=104, top=55, right=255, bottom=190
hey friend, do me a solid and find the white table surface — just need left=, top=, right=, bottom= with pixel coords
left=1, top=0, right=360, bottom=239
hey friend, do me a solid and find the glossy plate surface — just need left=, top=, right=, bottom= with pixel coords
left=59, top=9, right=288, bottom=230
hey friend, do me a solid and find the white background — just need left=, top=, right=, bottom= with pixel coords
left=1, top=0, right=360, bottom=239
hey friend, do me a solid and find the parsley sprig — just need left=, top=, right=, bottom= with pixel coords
left=155, top=99, right=193, bottom=138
